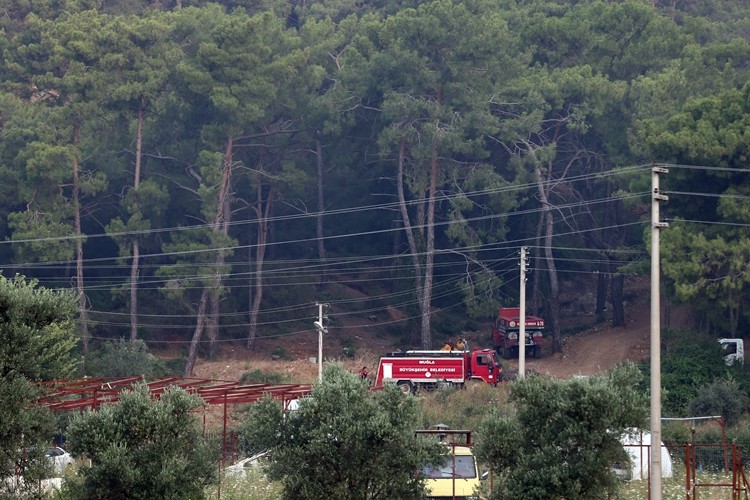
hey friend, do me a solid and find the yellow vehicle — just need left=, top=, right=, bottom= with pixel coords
left=417, top=429, right=480, bottom=500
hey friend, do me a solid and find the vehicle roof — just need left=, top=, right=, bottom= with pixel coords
left=443, top=445, right=474, bottom=456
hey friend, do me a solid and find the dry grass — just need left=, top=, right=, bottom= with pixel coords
left=417, top=382, right=510, bottom=432
left=192, top=354, right=384, bottom=432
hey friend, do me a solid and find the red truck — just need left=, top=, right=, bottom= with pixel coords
left=374, top=349, right=502, bottom=394
left=492, top=307, right=545, bottom=360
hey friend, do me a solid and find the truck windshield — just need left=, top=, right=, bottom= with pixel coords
left=491, top=351, right=501, bottom=367
left=422, top=455, right=476, bottom=479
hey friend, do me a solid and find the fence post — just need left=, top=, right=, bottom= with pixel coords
left=685, top=443, right=691, bottom=500
left=732, top=443, right=740, bottom=500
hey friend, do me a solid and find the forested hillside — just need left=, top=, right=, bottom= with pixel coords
left=1, top=0, right=749, bottom=375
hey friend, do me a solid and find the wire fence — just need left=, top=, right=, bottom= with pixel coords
left=618, top=443, right=750, bottom=500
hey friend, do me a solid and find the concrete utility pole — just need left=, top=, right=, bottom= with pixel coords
left=314, top=303, right=329, bottom=383
left=519, top=246, right=529, bottom=379
left=651, top=165, right=669, bottom=499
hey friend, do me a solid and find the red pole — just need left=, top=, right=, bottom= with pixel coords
left=720, top=416, right=729, bottom=473
left=647, top=443, right=651, bottom=499
left=685, top=443, right=691, bottom=500
left=222, top=392, right=228, bottom=463
left=732, top=443, right=740, bottom=500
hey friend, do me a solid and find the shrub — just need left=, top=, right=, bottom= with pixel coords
left=164, top=357, right=186, bottom=375
left=340, top=338, right=356, bottom=358
left=728, top=421, right=750, bottom=467
left=271, top=346, right=293, bottom=361
left=640, top=330, right=730, bottom=415
left=661, top=421, right=692, bottom=447
left=63, top=385, right=216, bottom=498
left=688, top=378, right=749, bottom=427
left=240, top=369, right=287, bottom=384
left=85, top=338, right=168, bottom=378
left=238, top=364, right=443, bottom=499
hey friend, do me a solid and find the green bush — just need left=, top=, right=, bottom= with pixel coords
left=640, top=330, right=731, bottom=415
left=240, top=369, right=287, bottom=384
left=661, top=421, right=692, bottom=446
left=85, top=338, right=168, bottom=378
left=688, top=378, right=749, bottom=427
left=728, top=421, right=750, bottom=467
left=271, top=346, right=293, bottom=361
left=432, top=313, right=464, bottom=336
left=164, top=357, right=186, bottom=375
left=340, top=338, right=356, bottom=358
left=62, top=385, right=216, bottom=498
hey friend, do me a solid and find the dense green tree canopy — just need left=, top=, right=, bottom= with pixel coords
left=239, top=364, right=444, bottom=499
left=0, top=0, right=748, bottom=363
left=476, top=364, right=648, bottom=499
left=1, top=1, right=750, bottom=496
left=643, top=85, right=750, bottom=335
left=0, top=273, right=78, bottom=483
left=63, top=384, right=215, bottom=499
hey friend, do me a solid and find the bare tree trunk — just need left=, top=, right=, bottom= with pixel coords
left=396, top=141, right=426, bottom=345
left=185, top=288, right=210, bottom=376
left=130, top=97, right=144, bottom=342
left=419, top=140, right=438, bottom=349
left=206, top=293, right=219, bottom=360
left=729, top=293, right=739, bottom=338
left=609, top=198, right=627, bottom=327
left=315, top=139, right=327, bottom=290
left=72, top=124, right=89, bottom=354
left=535, top=162, right=561, bottom=353
left=130, top=240, right=140, bottom=341
left=185, top=136, right=233, bottom=375
left=532, top=212, right=544, bottom=315
left=595, top=258, right=609, bottom=323
left=206, top=195, right=231, bottom=359
left=610, top=267, right=625, bottom=327
left=206, top=265, right=223, bottom=359
left=246, top=168, right=273, bottom=350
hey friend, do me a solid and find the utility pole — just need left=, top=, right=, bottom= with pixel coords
left=651, top=165, right=668, bottom=499
left=519, top=246, right=529, bottom=379
left=314, top=303, right=329, bottom=383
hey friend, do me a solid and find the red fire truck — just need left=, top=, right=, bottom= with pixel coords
left=492, top=307, right=545, bottom=359
left=373, top=349, right=502, bottom=394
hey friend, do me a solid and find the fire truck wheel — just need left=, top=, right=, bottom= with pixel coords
left=534, top=346, right=542, bottom=359
left=396, top=381, right=414, bottom=394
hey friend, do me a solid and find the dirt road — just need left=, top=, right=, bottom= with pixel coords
left=506, top=320, right=651, bottom=379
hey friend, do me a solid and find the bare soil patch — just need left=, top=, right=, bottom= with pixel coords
left=516, top=316, right=651, bottom=379
left=191, top=277, right=684, bottom=383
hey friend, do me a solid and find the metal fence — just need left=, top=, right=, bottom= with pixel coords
left=622, top=443, right=750, bottom=499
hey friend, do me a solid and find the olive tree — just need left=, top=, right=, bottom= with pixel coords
left=239, top=363, right=443, bottom=500
left=62, top=384, right=216, bottom=499
left=476, top=364, right=648, bottom=499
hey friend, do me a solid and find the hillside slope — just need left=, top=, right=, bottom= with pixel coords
left=193, top=278, right=678, bottom=382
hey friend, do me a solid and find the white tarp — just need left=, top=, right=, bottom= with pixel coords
left=620, top=429, right=673, bottom=481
